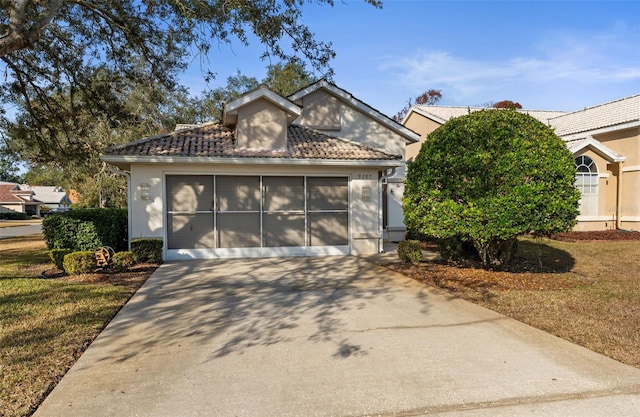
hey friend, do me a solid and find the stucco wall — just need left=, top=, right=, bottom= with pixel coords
left=236, top=98, right=287, bottom=150
left=403, top=112, right=442, bottom=161
left=595, top=127, right=640, bottom=229
left=1, top=204, right=24, bottom=213
left=128, top=163, right=385, bottom=256
left=295, top=90, right=408, bottom=177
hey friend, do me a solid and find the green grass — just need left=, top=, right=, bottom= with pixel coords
left=0, top=235, right=148, bottom=417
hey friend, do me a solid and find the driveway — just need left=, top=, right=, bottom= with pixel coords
left=35, top=256, right=640, bottom=416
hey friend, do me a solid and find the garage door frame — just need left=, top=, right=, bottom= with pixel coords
left=164, top=173, right=351, bottom=260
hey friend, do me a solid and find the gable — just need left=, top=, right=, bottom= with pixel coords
left=297, top=90, right=341, bottom=131
left=236, top=98, right=288, bottom=150
left=290, top=79, right=420, bottom=145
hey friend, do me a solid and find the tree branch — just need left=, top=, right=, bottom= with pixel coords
left=0, top=0, right=65, bottom=57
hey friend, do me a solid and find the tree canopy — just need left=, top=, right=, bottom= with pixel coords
left=392, top=89, right=442, bottom=122
left=493, top=100, right=523, bottom=109
left=403, top=109, right=580, bottom=267
left=1, top=0, right=380, bottom=165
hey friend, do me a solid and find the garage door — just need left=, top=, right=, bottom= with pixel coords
left=166, top=175, right=349, bottom=259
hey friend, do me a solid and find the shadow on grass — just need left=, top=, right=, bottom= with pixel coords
left=432, top=238, right=576, bottom=274
left=507, top=239, right=576, bottom=273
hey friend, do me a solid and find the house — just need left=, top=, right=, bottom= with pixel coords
left=21, top=185, right=72, bottom=209
left=101, top=80, right=420, bottom=260
left=402, top=94, right=640, bottom=232
left=0, top=183, right=41, bottom=216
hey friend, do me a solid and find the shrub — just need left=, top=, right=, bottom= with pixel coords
left=42, top=208, right=127, bottom=252
left=62, top=251, right=96, bottom=275
left=398, top=240, right=423, bottom=263
left=50, top=249, right=73, bottom=271
left=0, top=212, right=27, bottom=220
left=131, top=238, right=163, bottom=263
left=111, top=251, right=136, bottom=272
left=404, top=110, right=580, bottom=268
left=437, top=236, right=463, bottom=262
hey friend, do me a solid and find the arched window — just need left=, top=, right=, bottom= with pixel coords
left=575, top=156, right=598, bottom=216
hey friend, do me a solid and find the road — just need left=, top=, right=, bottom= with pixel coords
left=0, top=223, right=42, bottom=239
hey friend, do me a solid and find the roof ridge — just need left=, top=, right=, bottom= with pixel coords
left=415, top=104, right=567, bottom=113
left=548, top=93, right=640, bottom=121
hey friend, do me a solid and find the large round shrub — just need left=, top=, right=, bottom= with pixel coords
left=403, top=110, right=580, bottom=267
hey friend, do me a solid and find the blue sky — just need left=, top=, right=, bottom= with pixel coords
left=182, top=0, right=640, bottom=116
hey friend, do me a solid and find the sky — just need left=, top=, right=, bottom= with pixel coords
left=181, top=0, right=640, bottom=117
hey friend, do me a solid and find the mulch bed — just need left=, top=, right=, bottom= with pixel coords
left=551, top=229, right=640, bottom=242
left=39, top=264, right=159, bottom=289
left=387, top=259, right=591, bottom=292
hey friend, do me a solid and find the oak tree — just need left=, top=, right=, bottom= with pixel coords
left=1, top=0, right=381, bottom=164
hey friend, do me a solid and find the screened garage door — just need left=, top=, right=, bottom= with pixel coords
left=166, top=175, right=349, bottom=259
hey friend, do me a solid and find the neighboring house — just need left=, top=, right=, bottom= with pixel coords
left=550, top=95, right=639, bottom=231
left=102, top=80, right=420, bottom=260
left=22, top=185, right=72, bottom=209
left=0, top=183, right=41, bottom=216
left=404, top=106, right=568, bottom=161
left=402, top=94, right=640, bottom=232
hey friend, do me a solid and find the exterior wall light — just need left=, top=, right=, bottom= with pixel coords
left=361, top=185, right=371, bottom=202
left=140, top=183, right=151, bottom=201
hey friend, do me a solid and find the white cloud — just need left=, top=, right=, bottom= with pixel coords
left=381, top=25, right=640, bottom=107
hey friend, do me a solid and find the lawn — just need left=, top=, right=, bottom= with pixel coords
left=0, top=235, right=154, bottom=417
left=387, top=235, right=640, bottom=368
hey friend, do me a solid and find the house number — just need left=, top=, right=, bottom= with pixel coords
left=357, top=174, right=373, bottom=179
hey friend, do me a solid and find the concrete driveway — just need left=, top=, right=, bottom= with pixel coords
left=35, top=256, right=640, bottom=416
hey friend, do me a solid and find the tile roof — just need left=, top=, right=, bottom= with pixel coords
left=548, top=94, right=640, bottom=137
left=0, top=184, right=24, bottom=203
left=105, top=123, right=401, bottom=161
left=412, top=105, right=568, bottom=125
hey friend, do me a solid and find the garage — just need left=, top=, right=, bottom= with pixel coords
left=166, top=175, right=349, bottom=260
left=102, top=81, right=420, bottom=260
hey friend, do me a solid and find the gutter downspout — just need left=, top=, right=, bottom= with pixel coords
left=616, top=161, right=623, bottom=230
left=378, top=167, right=397, bottom=253
left=108, top=167, right=132, bottom=250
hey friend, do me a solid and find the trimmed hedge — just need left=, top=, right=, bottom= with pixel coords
left=50, top=249, right=73, bottom=271
left=0, top=212, right=27, bottom=220
left=111, top=251, right=136, bottom=272
left=63, top=251, right=96, bottom=275
left=398, top=240, right=423, bottom=263
left=42, top=208, right=127, bottom=252
left=131, top=238, right=163, bottom=264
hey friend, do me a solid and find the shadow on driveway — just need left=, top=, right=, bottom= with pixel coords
left=35, top=255, right=640, bottom=417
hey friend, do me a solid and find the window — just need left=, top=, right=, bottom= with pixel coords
left=575, top=156, right=598, bottom=216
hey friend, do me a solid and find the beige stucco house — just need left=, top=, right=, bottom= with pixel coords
left=403, top=94, right=640, bottom=232
left=0, top=182, right=41, bottom=216
left=102, top=80, right=419, bottom=260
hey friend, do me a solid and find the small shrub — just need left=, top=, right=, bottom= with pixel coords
left=62, top=251, right=96, bottom=275
left=50, top=249, right=73, bottom=271
left=111, top=251, right=136, bottom=272
left=398, top=240, right=423, bottom=262
left=131, top=238, right=163, bottom=263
